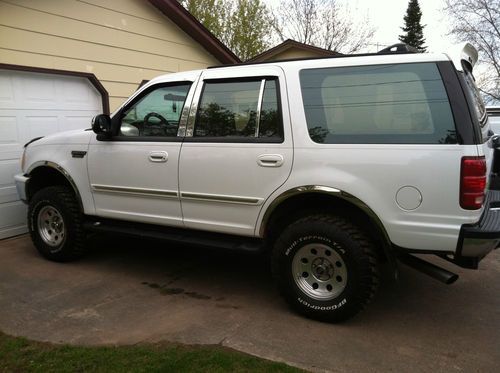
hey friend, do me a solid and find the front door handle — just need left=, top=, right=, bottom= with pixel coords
left=149, top=151, right=168, bottom=163
left=257, top=154, right=284, bottom=167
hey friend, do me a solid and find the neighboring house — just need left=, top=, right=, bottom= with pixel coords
left=248, top=39, right=342, bottom=62
left=0, top=0, right=239, bottom=239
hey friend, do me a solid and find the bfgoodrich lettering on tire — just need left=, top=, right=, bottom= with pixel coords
left=28, top=186, right=86, bottom=262
left=272, top=214, right=380, bottom=322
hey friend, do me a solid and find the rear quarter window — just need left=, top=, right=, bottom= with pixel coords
left=300, top=63, right=457, bottom=144
left=462, top=66, right=487, bottom=127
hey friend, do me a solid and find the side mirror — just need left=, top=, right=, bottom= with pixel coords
left=92, top=114, right=112, bottom=136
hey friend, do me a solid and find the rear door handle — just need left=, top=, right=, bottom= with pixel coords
left=257, top=154, right=284, bottom=167
left=149, top=151, right=168, bottom=163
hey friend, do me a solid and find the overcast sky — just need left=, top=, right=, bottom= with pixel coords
left=263, top=0, right=455, bottom=53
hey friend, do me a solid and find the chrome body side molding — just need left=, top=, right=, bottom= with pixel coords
left=90, top=186, right=260, bottom=205
left=181, top=192, right=261, bottom=205
left=92, top=184, right=178, bottom=199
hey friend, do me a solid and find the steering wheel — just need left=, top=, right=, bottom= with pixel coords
left=143, top=112, right=173, bottom=136
left=144, top=112, right=169, bottom=127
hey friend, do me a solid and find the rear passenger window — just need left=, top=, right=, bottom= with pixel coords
left=300, top=63, right=457, bottom=144
left=194, top=78, right=282, bottom=141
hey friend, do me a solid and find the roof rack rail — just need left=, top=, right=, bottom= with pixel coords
left=378, top=43, right=419, bottom=54
left=207, top=43, right=422, bottom=69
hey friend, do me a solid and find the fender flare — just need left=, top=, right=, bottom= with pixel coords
left=26, top=161, right=84, bottom=210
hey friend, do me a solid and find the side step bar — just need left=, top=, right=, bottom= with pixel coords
left=83, top=218, right=263, bottom=253
left=397, top=252, right=459, bottom=285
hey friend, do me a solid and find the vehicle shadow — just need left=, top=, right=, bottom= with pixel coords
left=82, top=232, right=499, bottom=327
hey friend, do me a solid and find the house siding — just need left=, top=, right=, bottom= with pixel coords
left=0, top=0, right=220, bottom=111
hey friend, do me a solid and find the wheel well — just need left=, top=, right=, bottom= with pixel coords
left=27, top=166, right=80, bottom=208
left=262, top=193, right=391, bottom=259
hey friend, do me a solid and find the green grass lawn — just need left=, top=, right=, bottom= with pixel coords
left=0, top=332, right=303, bottom=373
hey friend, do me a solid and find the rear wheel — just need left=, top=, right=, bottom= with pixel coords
left=28, top=186, right=86, bottom=262
left=272, top=214, right=380, bottom=322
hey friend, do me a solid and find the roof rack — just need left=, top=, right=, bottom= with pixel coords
left=378, top=43, right=419, bottom=54
left=208, top=43, right=420, bottom=69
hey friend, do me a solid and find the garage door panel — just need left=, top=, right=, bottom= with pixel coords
left=26, top=114, right=96, bottom=136
left=0, top=201, right=27, bottom=240
left=0, top=69, right=103, bottom=239
left=26, top=116, right=59, bottom=139
left=0, top=116, right=19, bottom=144
left=0, top=158, right=21, bottom=204
left=0, top=150, right=22, bottom=161
left=65, top=116, right=95, bottom=131
left=60, top=79, right=101, bottom=108
left=0, top=186, right=19, bottom=205
left=0, top=159, right=21, bottom=185
left=1, top=73, right=101, bottom=111
left=21, top=74, right=57, bottom=103
left=0, top=74, right=15, bottom=102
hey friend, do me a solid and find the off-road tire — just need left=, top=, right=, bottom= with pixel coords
left=28, top=186, right=86, bottom=262
left=272, top=214, right=380, bottom=322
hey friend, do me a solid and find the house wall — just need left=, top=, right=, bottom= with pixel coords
left=0, top=0, right=220, bottom=111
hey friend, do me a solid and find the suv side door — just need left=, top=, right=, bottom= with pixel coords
left=178, top=66, right=293, bottom=236
left=88, top=78, right=198, bottom=226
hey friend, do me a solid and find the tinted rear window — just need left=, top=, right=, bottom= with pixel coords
left=300, top=63, right=457, bottom=144
left=462, top=66, right=487, bottom=127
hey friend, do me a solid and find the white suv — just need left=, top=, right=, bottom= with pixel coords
left=15, top=43, right=499, bottom=322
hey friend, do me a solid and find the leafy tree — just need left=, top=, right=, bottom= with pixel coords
left=228, top=0, right=274, bottom=61
left=445, top=0, right=499, bottom=103
left=179, top=0, right=273, bottom=61
left=399, top=0, right=427, bottom=52
left=273, top=0, right=375, bottom=53
left=180, top=0, right=228, bottom=41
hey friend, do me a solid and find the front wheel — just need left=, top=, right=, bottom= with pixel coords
left=271, top=214, right=380, bottom=322
left=28, top=186, right=86, bottom=262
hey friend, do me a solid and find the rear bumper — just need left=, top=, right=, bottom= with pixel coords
left=456, top=190, right=500, bottom=264
left=14, top=174, right=29, bottom=203
left=460, top=237, right=499, bottom=257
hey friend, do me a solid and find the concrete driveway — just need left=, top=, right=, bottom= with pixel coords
left=1, top=234, right=499, bottom=372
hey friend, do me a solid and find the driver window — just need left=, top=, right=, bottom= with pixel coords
left=120, top=83, right=191, bottom=137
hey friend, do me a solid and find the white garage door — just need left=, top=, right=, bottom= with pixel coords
left=0, top=69, right=103, bottom=239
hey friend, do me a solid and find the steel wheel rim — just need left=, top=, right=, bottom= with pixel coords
left=37, top=205, right=66, bottom=247
left=292, top=243, right=347, bottom=300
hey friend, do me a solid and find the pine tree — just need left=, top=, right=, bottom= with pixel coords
left=399, top=0, right=427, bottom=52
